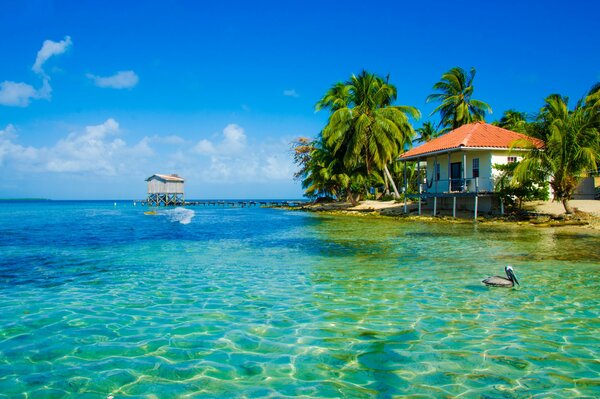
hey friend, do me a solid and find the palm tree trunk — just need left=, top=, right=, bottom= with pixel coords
left=383, top=170, right=390, bottom=196
left=346, top=191, right=359, bottom=206
left=383, top=165, right=400, bottom=199
left=561, top=198, right=573, bottom=214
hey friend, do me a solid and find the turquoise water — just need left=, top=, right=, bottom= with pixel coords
left=0, top=201, right=599, bottom=398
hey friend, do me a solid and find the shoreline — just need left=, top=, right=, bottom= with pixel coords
left=278, top=199, right=600, bottom=234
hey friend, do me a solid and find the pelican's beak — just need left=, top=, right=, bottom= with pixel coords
left=509, top=270, right=520, bottom=286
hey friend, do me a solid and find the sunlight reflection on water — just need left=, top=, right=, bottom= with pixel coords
left=0, top=202, right=598, bottom=397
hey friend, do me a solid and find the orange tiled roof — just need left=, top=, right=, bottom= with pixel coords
left=146, top=174, right=184, bottom=182
left=400, top=122, right=544, bottom=160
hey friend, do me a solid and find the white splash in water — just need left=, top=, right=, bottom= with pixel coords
left=163, top=207, right=195, bottom=225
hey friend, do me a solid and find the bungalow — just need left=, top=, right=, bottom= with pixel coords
left=399, top=121, right=544, bottom=216
left=146, top=173, right=185, bottom=206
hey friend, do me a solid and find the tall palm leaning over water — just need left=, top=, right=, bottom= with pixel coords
left=316, top=70, right=420, bottom=198
left=513, top=92, right=600, bottom=214
left=426, top=67, right=492, bottom=132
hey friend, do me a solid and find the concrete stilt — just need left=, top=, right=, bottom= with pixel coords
left=453, top=197, right=456, bottom=218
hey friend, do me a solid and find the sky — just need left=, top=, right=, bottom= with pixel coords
left=0, top=0, right=599, bottom=199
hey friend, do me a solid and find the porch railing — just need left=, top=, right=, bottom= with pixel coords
left=413, top=177, right=496, bottom=195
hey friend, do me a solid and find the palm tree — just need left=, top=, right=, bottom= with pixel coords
left=413, top=121, right=439, bottom=143
left=513, top=94, right=600, bottom=213
left=494, top=110, right=529, bottom=133
left=315, top=82, right=351, bottom=112
left=301, top=142, right=349, bottom=200
left=317, top=70, right=420, bottom=198
left=426, top=67, right=492, bottom=132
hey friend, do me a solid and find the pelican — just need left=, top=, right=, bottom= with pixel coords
left=483, top=266, right=520, bottom=287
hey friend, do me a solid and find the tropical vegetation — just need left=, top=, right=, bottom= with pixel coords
left=413, top=121, right=440, bottom=143
left=426, top=67, right=492, bottom=132
left=294, top=71, right=420, bottom=203
left=493, top=110, right=529, bottom=133
left=512, top=89, right=600, bottom=213
left=494, top=161, right=549, bottom=210
left=294, top=67, right=599, bottom=215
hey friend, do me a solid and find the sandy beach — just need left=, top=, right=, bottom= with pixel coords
left=296, top=199, right=600, bottom=232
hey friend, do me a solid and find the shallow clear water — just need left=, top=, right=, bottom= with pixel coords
left=0, top=201, right=599, bottom=398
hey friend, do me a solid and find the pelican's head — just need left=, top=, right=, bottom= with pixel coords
left=505, top=265, right=519, bottom=286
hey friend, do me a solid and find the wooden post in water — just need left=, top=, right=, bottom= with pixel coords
left=417, top=158, right=421, bottom=215
left=418, top=185, right=422, bottom=215
left=434, top=156, right=438, bottom=195
left=474, top=177, right=479, bottom=220
left=403, top=161, right=408, bottom=214
left=417, top=158, right=421, bottom=192
left=433, top=196, right=437, bottom=216
left=447, top=153, right=451, bottom=192
left=462, top=152, right=467, bottom=192
left=453, top=196, right=456, bottom=218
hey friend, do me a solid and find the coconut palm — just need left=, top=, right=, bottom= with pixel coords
left=315, top=82, right=351, bottom=112
left=495, top=110, right=529, bottom=133
left=301, top=142, right=349, bottom=199
left=413, top=121, right=440, bottom=143
left=426, top=67, right=492, bottom=132
left=317, top=70, right=420, bottom=198
left=513, top=94, right=600, bottom=213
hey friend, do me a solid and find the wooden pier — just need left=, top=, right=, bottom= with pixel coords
left=134, top=200, right=307, bottom=208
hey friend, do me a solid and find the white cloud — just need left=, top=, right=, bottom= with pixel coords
left=0, top=119, right=153, bottom=176
left=1, top=36, right=69, bottom=107
left=0, top=121, right=295, bottom=189
left=0, top=124, right=39, bottom=167
left=32, top=36, right=72, bottom=76
left=0, top=124, right=17, bottom=139
left=193, top=124, right=246, bottom=155
left=283, top=89, right=299, bottom=98
left=0, top=79, right=51, bottom=107
left=185, top=124, right=294, bottom=183
left=86, top=70, right=139, bottom=89
left=222, top=124, right=246, bottom=151
left=0, top=81, right=37, bottom=107
left=262, top=155, right=294, bottom=179
left=46, top=119, right=145, bottom=174
left=194, top=139, right=216, bottom=154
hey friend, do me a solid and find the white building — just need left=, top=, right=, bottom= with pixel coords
left=399, top=122, right=544, bottom=215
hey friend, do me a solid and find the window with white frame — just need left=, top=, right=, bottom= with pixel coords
left=473, top=158, right=479, bottom=177
left=507, top=156, right=518, bottom=163
left=472, top=158, right=479, bottom=178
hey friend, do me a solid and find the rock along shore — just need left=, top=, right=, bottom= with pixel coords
left=274, top=200, right=600, bottom=233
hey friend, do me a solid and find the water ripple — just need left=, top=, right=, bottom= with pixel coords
left=0, top=203, right=599, bottom=397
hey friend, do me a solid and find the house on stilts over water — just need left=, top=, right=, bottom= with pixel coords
left=145, top=174, right=185, bottom=206
left=399, top=122, right=545, bottom=218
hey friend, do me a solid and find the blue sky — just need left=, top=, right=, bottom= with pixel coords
left=0, top=0, right=598, bottom=199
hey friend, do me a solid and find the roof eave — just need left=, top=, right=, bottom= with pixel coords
left=399, top=146, right=538, bottom=161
